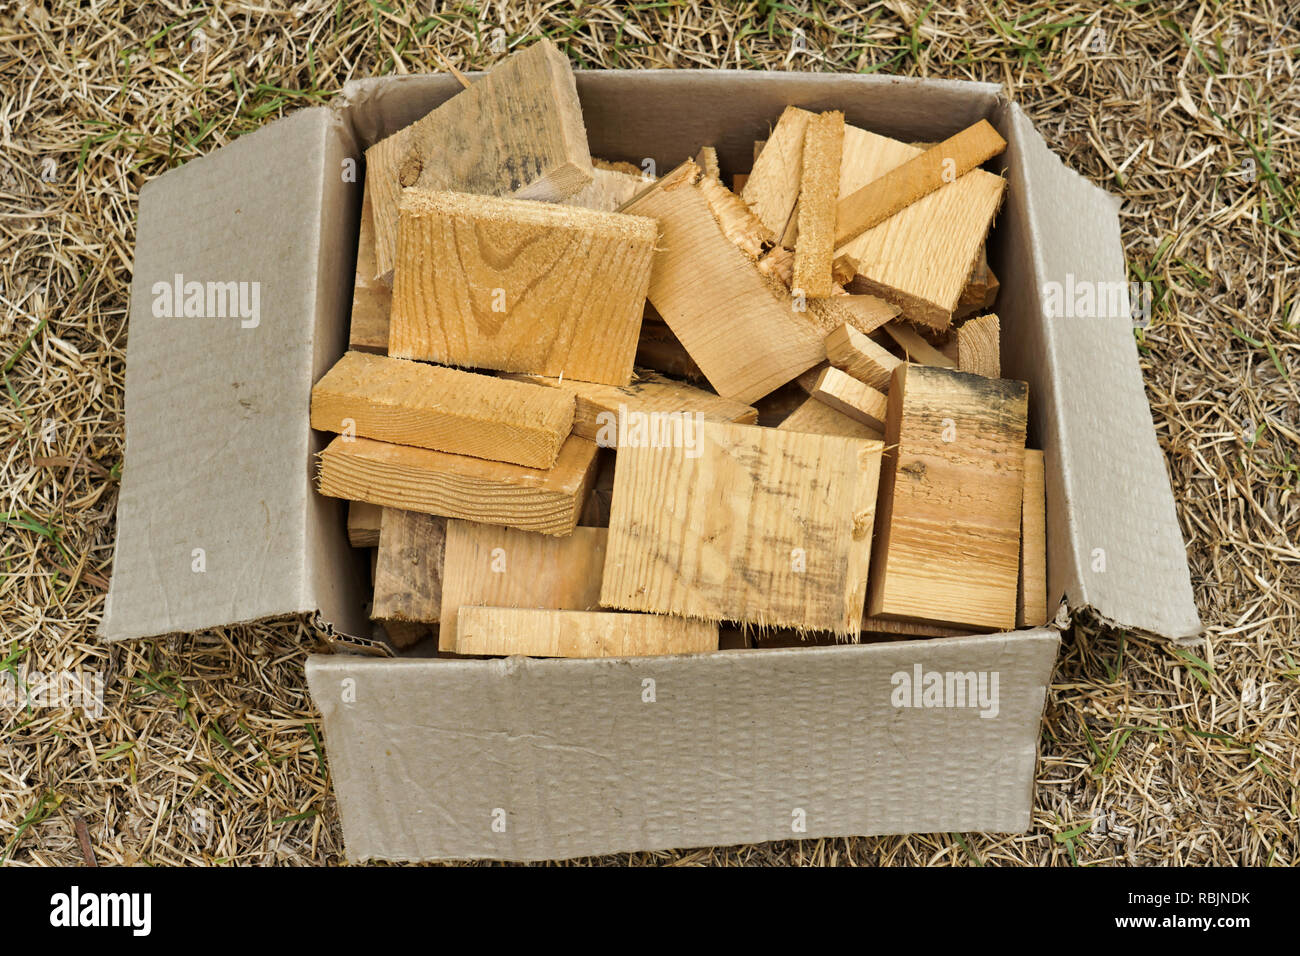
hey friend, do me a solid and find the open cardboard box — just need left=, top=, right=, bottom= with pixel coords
left=102, top=70, right=1201, bottom=862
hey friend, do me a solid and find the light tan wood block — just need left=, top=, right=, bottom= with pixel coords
left=311, top=351, right=576, bottom=468
left=798, top=365, right=888, bottom=431
left=365, top=39, right=593, bottom=279
left=868, top=364, right=1028, bottom=630
left=957, top=313, right=1001, bottom=378
left=792, top=111, right=845, bottom=298
left=390, top=189, right=656, bottom=387
left=1018, top=448, right=1049, bottom=628
left=347, top=500, right=382, bottom=548
left=601, top=422, right=883, bottom=634
left=741, top=107, right=812, bottom=238
left=373, top=508, right=447, bottom=623
left=777, top=397, right=882, bottom=441
left=455, top=607, right=718, bottom=658
left=882, top=321, right=956, bottom=368
left=956, top=246, right=999, bottom=319
left=825, top=323, right=902, bottom=392
left=567, top=160, right=649, bottom=213
left=318, top=434, right=599, bottom=536
left=350, top=186, right=392, bottom=352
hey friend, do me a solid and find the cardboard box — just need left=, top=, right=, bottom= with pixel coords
left=101, top=70, right=1201, bottom=862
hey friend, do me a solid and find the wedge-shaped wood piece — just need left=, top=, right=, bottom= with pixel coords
left=504, top=370, right=757, bottom=442
left=741, top=107, right=812, bottom=238
left=1018, top=449, right=1049, bottom=628
left=318, top=434, right=599, bottom=536
left=438, top=521, right=607, bottom=651
left=601, top=422, right=883, bottom=634
left=456, top=607, right=718, bottom=658
left=567, top=159, right=648, bottom=212
left=347, top=500, right=381, bottom=548
left=825, top=323, right=902, bottom=392
left=777, top=397, right=882, bottom=440
left=373, top=509, right=447, bottom=624
left=312, top=351, right=576, bottom=468
left=868, top=365, right=1028, bottom=630
left=365, top=39, right=593, bottom=279
left=798, top=365, right=888, bottom=431
left=623, top=161, right=826, bottom=404
left=792, top=111, right=845, bottom=298
left=956, top=246, right=999, bottom=319
left=882, top=321, right=956, bottom=367
left=390, top=190, right=656, bottom=386
left=957, top=313, right=1001, bottom=378
left=835, top=120, right=1006, bottom=247
left=350, top=186, right=392, bottom=352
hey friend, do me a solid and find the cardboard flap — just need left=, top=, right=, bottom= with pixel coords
left=1000, top=103, right=1200, bottom=640
left=101, top=107, right=368, bottom=642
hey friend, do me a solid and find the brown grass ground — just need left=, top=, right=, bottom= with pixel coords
left=0, top=1, right=1295, bottom=866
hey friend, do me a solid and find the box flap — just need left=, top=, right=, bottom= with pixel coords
left=101, top=107, right=369, bottom=641
left=307, top=631, right=1059, bottom=862
left=996, top=102, right=1200, bottom=641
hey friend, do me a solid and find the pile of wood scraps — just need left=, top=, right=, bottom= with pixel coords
left=314, top=39, right=1049, bottom=659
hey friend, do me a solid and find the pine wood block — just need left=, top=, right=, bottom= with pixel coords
left=868, top=364, right=1028, bottom=630
left=350, top=185, right=392, bottom=352
left=956, top=313, right=1001, bottom=378
left=347, top=500, right=382, bottom=548
left=373, top=508, right=447, bottom=623
left=777, top=397, right=882, bottom=440
left=567, top=160, right=648, bottom=213
left=623, top=161, right=826, bottom=404
left=365, top=39, right=593, bottom=279
left=455, top=607, right=718, bottom=658
left=311, top=351, right=576, bottom=469
left=318, top=433, right=599, bottom=536
left=835, top=120, right=1006, bottom=246
left=741, top=107, right=813, bottom=238
left=438, top=521, right=608, bottom=651
left=503, top=370, right=757, bottom=442
left=882, top=321, right=956, bottom=367
left=834, top=125, right=1005, bottom=329
left=1017, top=448, right=1049, bottom=628
left=601, top=422, right=883, bottom=634
left=825, top=323, right=902, bottom=392
left=389, top=189, right=656, bottom=386
left=798, top=365, right=888, bottom=431
left=792, top=111, right=845, bottom=298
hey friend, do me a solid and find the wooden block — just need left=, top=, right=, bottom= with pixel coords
left=777, top=397, right=881, bottom=440
left=566, top=163, right=648, bottom=213
left=318, top=433, right=599, bottom=536
left=741, top=107, right=813, bottom=238
left=311, top=351, right=576, bottom=469
left=868, top=365, right=1028, bottom=630
left=503, top=370, right=757, bottom=442
left=350, top=186, right=392, bottom=352
left=438, top=521, right=607, bottom=651
left=623, top=161, right=826, bottom=404
left=455, top=607, right=718, bottom=658
left=835, top=120, right=1006, bottom=247
left=956, top=313, right=1001, bottom=378
left=792, top=111, right=845, bottom=298
left=601, top=422, right=883, bottom=634
left=956, top=246, right=999, bottom=319
left=373, top=508, right=447, bottom=623
left=825, top=323, right=902, bottom=392
left=835, top=125, right=1005, bottom=329
left=390, top=189, right=656, bottom=387
left=1017, top=449, right=1049, bottom=628
left=882, top=321, right=956, bottom=367
left=365, top=39, right=593, bottom=279
left=347, top=500, right=381, bottom=548
left=797, top=365, right=888, bottom=431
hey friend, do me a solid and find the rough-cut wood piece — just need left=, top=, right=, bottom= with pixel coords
left=365, top=39, right=593, bottom=279
left=566, top=163, right=647, bottom=213
left=758, top=247, right=898, bottom=335
left=956, top=246, right=999, bottom=319
left=318, top=434, right=599, bottom=536
left=350, top=186, right=392, bottom=352
left=373, top=509, right=447, bottom=623
left=1018, top=448, right=1049, bottom=628
left=825, top=323, right=902, bottom=392
left=311, top=351, right=576, bottom=469
left=741, top=107, right=812, bottom=238
left=882, top=321, right=956, bottom=367
left=835, top=120, right=1006, bottom=247
left=601, top=422, right=883, bottom=634
left=456, top=607, right=718, bottom=658
left=390, top=189, right=656, bottom=387
left=868, top=365, right=1028, bottom=630
left=623, top=161, right=826, bottom=404
left=347, top=500, right=381, bottom=548
left=792, top=111, right=845, bottom=298
left=835, top=125, right=1005, bottom=329
left=698, top=174, right=774, bottom=257
left=438, top=521, right=607, bottom=651
left=635, top=320, right=706, bottom=382
left=778, top=397, right=881, bottom=440
left=957, top=313, right=1001, bottom=378
left=798, top=365, right=888, bottom=431
left=504, top=370, right=757, bottom=442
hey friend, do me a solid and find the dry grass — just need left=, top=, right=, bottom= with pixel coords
left=1, top=0, right=1296, bottom=866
